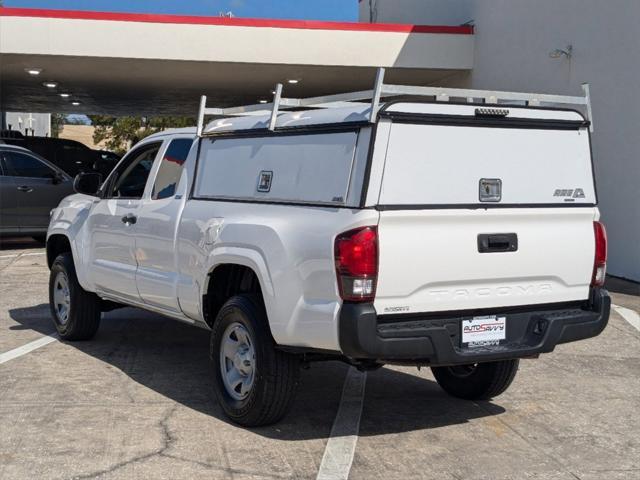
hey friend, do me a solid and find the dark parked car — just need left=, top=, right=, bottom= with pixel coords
left=0, top=131, right=119, bottom=178
left=93, top=149, right=122, bottom=177
left=0, top=144, right=74, bottom=242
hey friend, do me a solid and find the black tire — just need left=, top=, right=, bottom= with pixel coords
left=431, top=359, right=519, bottom=400
left=210, top=294, right=300, bottom=427
left=49, top=253, right=101, bottom=340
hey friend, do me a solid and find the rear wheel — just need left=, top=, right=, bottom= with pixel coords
left=431, top=359, right=519, bottom=400
left=210, top=294, right=300, bottom=426
left=49, top=253, right=101, bottom=340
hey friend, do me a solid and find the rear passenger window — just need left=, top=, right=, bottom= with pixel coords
left=152, top=139, right=192, bottom=200
left=2, top=151, right=56, bottom=178
left=195, top=132, right=358, bottom=205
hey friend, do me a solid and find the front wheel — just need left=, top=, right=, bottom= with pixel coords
left=211, top=295, right=300, bottom=427
left=431, top=359, right=519, bottom=400
left=49, top=253, right=101, bottom=340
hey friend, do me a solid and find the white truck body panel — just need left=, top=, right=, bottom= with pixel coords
left=86, top=198, right=141, bottom=302
left=374, top=207, right=596, bottom=314
left=176, top=201, right=379, bottom=350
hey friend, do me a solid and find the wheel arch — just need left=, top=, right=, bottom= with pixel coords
left=202, top=261, right=274, bottom=333
left=46, top=233, right=73, bottom=269
left=46, top=232, right=92, bottom=292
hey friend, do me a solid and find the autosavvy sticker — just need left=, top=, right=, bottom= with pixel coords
left=462, top=315, right=506, bottom=346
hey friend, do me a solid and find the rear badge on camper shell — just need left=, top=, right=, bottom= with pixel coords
left=257, top=170, right=273, bottom=192
left=479, top=178, right=502, bottom=202
left=553, top=188, right=586, bottom=201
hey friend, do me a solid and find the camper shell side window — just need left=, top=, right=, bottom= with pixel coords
left=194, top=129, right=369, bottom=207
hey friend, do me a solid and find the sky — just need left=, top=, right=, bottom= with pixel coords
left=3, top=0, right=359, bottom=22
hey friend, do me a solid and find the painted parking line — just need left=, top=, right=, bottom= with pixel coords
left=612, top=304, right=640, bottom=332
left=0, top=252, right=46, bottom=258
left=316, top=367, right=367, bottom=480
left=0, top=335, right=58, bottom=365
left=0, top=252, right=46, bottom=259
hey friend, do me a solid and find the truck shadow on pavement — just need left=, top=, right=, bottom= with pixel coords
left=0, top=236, right=45, bottom=250
left=9, top=303, right=506, bottom=440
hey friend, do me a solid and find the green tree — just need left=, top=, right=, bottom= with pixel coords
left=51, top=113, right=65, bottom=138
left=88, top=116, right=196, bottom=154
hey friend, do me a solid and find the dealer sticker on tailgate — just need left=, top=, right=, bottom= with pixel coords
left=462, top=315, right=506, bottom=347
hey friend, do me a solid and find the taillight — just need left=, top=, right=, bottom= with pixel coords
left=335, top=226, right=378, bottom=302
left=591, top=221, right=607, bottom=287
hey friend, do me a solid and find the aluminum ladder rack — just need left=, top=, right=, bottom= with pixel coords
left=196, top=67, right=593, bottom=136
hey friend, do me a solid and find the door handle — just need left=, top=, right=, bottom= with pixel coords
left=17, top=185, right=33, bottom=193
left=478, top=233, right=518, bottom=253
left=121, top=213, right=137, bottom=225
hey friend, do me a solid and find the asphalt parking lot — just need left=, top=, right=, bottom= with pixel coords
left=1, top=238, right=639, bottom=480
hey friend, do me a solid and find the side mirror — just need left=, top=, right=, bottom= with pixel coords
left=51, top=172, right=65, bottom=185
left=73, top=172, right=102, bottom=196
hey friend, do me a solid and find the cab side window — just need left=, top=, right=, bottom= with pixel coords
left=2, top=151, right=57, bottom=179
left=152, top=138, right=193, bottom=200
left=108, top=142, right=161, bottom=199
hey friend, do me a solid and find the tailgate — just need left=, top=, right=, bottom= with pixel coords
left=373, top=111, right=597, bottom=314
left=375, top=208, right=596, bottom=314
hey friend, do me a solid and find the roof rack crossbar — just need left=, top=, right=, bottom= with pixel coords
left=196, top=67, right=594, bottom=135
left=380, top=83, right=588, bottom=106
left=297, top=90, right=375, bottom=108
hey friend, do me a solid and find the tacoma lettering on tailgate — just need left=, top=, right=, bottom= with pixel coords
left=427, top=284, right=552, bottom=301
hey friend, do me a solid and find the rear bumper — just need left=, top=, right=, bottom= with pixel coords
left=338, top=288, right=610, bottom=366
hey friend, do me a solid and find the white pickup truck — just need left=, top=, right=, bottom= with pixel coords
left=46, top=79, right=610, bottom=426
